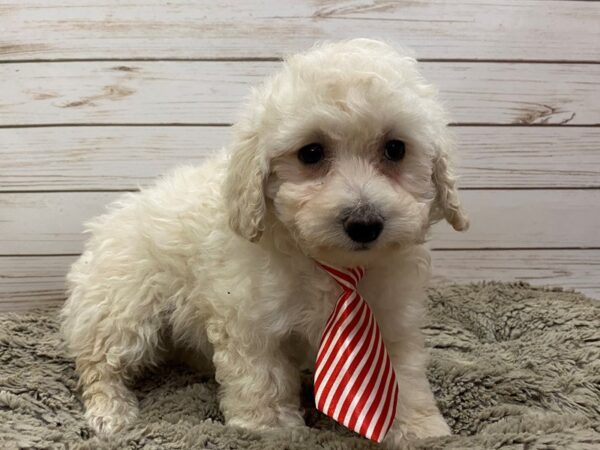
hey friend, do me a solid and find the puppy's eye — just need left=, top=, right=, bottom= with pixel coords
left=297, top=143, right=324, bottom=165
left=384, top=140, right=406, bottom=162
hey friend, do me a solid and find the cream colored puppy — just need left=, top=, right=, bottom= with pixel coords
left=62, top=39, right=468, bottom=447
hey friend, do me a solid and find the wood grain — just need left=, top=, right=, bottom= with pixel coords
left=2, top=250, right=598, bottom=312
left=2, top=1, right=599, bottom=311
left=2, top=126, right=599, bottom=191
left=453, top=127, right=600, bottom=189
left=1, top=1, right=599, bottom=61
left=434, top=189, right=600, bottom=250
left=0, top=126, right=229, bottom=191
left=431, top=249, right=600, bottom=300
left=1, top=190, right=598, bottom=255
left=1, top=61, right=598, bottom=126
left=0, top=255, right=72, bottom=311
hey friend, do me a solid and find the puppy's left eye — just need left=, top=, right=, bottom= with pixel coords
left=297, top=143, right=324, bottom=165
left=384, top=140, right=406, bottom=162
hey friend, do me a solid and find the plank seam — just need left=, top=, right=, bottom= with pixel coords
left=1, top=187, right=598, bottom=194
left=459, top=187, right=600, bottom=191
left=0, top=124, right=233, bottom=129
left=0, top=254, right=81, bottom=258
left=1, top=123, right=599, bottom=129
left=431, top=247, right=600, bottom=252
left=2, top=248, right=600, bottom=258
left=0, top=58, right=599, bottom=64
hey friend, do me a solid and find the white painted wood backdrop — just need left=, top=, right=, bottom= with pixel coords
left=1, top=0, right=599, bottom=310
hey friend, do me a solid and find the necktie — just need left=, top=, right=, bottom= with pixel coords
left=314, top=263, right=399, bottom=443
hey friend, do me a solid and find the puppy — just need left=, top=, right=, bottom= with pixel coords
left=61, top=39, right=468, bottom=447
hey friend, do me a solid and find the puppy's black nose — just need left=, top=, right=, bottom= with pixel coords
left=343, top=208, right=384, bottom=244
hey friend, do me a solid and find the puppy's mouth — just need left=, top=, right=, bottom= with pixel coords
left=350, top=243, right=373, bottom=252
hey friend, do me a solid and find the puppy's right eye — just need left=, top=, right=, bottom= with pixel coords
left=297, top=143, right=324, bottom=165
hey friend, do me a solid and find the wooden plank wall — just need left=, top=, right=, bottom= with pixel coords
left=1, top=0, right=599, bottom=310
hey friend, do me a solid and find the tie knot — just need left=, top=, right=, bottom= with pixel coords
left=317, top=263, right=365, bottom=291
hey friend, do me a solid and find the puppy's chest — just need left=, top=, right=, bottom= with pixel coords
left=286, top=273, right=341, bottom=341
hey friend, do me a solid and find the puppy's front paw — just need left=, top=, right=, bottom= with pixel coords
left=85, top=396, right=138, bottom=437
left=383, top=414, right=451, bottom=448
left=406, top=413, right=451, bottom=439
left=381, top=427, right=409, bottom=450
left=227, top=404, right=305, bottom=431
left=275, top=405, right=307, bottom=428
left=87, top=409, right=138, bottom=437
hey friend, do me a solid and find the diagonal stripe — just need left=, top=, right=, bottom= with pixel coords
left=315, top=292, right=361, bottom=380
left=318, top=289, right=352, bottom=348
left=315, top=291, right=358, bottom=370
left=374, top=381, right=399, bottom=443
left=349, top=332, right=389, bottom=433
left=347, top=267, right=361, bottom=286
left=315, top=299, right=367, bottom=403
left=315, top=263, right=397, bottom=443
left=339, top=325, right=383, bottom=427
left=318, top=263, right=359, bottom=289
left=321, top=307, right=374, bottom=414
left=328, top=313, right=376, bottom=418
left=345, top=324, right=387, bottom=431
left=360, top=356, right=393, bottom=439
left=368, top=366, right=397, bottom=442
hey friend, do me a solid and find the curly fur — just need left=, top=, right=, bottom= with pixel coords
left=61, top=39, right=468, bottom=448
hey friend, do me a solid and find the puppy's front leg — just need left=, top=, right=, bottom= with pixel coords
left=207, top=320, right=304, bottom=430
left=373, top=305, right=450, bottom=448
left=381, top=336, right=451, bottom=448
left=363, top=268, right=450, bottom=447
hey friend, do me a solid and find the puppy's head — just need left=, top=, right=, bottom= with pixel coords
left=224, top=39, right=468, bottom=266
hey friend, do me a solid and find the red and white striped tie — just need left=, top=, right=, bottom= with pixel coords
left=314, top=263, right=398, bottom=443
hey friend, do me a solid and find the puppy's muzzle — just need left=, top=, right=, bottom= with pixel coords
left=342, top=205, right=384, bottom=244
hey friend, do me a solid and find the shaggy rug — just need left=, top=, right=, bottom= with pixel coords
left=1, top=282, right=599, bottom=450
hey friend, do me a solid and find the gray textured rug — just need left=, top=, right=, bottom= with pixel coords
left=1, top=282, right=599, bottom=450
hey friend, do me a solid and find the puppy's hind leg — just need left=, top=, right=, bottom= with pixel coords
left=63, top=293, right=165, bottom=436
left=77, top=359, right=140, bottom=436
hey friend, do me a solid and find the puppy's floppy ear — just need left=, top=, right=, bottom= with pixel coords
left=223, top=125, right=269, bottom=242
left=430, top=136, right=470, bottom=231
